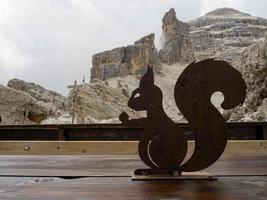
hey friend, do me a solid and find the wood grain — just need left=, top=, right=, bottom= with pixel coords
left=0, top=154, right=266, bottom=177
left=0, top=140, right=266, bottom=155
left=0, top=139, right=266, bottom=199
left=0, top=176, right=266, bottom=200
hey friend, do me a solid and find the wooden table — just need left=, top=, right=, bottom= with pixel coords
left=0, top=154, right=266, bottom=199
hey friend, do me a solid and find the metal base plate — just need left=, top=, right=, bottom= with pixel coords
left=132, top=169, right=216, bottom=181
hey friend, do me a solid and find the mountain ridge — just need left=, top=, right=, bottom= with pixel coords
left=1, top=7, right=266, bottom=124
left=189, top=7, right=267, bottom=62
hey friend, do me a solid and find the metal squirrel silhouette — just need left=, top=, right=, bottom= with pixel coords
left=120, top=59, right=246, bottom=174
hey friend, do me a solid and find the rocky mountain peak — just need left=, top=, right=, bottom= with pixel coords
left=158, top=8, right=195, bottom=64
left=189, top=7, right=267, bottom=62
left=162, top=8, right=176, bottom=26
left=161, top=8, right=190, bottom=37
left=90, top=8, right=194, bottom=81
left=90, top=33, right=159, bottom=82
left=205, top=7, right=250, bottom=17
left=134, top=33, right=155, bottom=46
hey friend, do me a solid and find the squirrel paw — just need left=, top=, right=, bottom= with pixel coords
left=119, top=111, right=129, bottom=123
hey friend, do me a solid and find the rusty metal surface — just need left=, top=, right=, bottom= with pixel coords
left=121, top=59, right=247, bottom=173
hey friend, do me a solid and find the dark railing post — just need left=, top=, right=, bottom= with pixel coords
left=255, top=125, right=264, bottom=140
left=263, top=124, right=267, bottom=140
left=58, top=126, right=66, bottom=141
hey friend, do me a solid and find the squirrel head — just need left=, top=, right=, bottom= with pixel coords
left=128, top=65, right=163, bottom=111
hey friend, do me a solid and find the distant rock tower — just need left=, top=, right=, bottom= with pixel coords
left=159, top=8, right=195, bottom=64
left=90, top=33, right=159, bottom=82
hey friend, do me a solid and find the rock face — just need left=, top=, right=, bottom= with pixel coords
left=8, top=79, right=68, bottom=111
left=159, top=8, right=195, bottom=64
left=90, top=33, right=159, bottom=82
left=69, top=78, right=144, bottom=123
left=189, top=8, right=267, bottom=63
left=0, top=85, right=49, bottom=124
left=71, top=63, right=188, bottom=124
left=0, top=79, right=68, bottom=125
left=224, top=33, right=267, bottom=121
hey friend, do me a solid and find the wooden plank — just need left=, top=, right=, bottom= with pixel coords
left=0, top=141, right=138, bottom=155
left=223, top=140, right=267, bottom=155
left=0, top=154, right=266, bottom=177
left=0, top=176, right=266, bottom=200
left=0, top=140, right=266, bottom=155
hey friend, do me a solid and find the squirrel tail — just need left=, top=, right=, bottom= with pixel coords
left=174, top=59, right=246, bottom=172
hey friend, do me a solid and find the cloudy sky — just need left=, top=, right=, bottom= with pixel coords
left=0, top=0, right=267, bottom=95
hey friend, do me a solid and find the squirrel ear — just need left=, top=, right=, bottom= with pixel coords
left=140, top=65, right=154, bottom=87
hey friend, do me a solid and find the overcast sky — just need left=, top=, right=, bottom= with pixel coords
left=1, top=0, right=267, bottom=95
